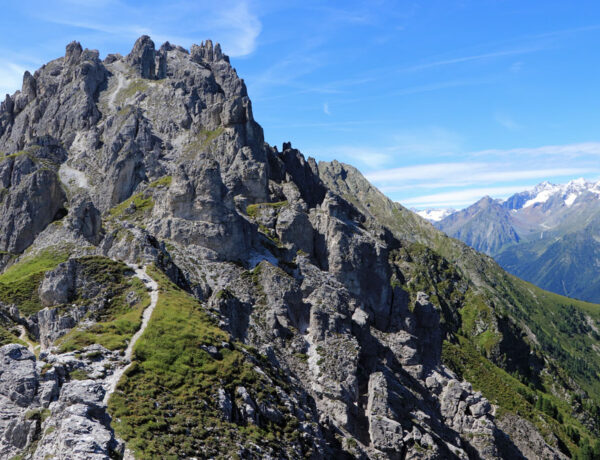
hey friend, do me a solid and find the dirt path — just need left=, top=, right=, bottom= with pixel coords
left=17, top=325, right=35, bottom=354
left=108, top=72, right=126, bottom=111
left=102, top=266, right=159, bottom=404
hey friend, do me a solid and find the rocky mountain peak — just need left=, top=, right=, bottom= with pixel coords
left=65, top=40, right=83, bottom=66
left=127, top=34, right=157, bottom=79
left=0, top=36, right=595, bottom=459
left=476, top=195, right=496, bottom=207
left=191, top=39, right=228, bottom=63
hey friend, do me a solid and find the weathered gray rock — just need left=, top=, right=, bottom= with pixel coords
left=39, top=260, right=77, bottom=307
left=0, top=345, right=37, bottom=407
left=0, top=345, right=38, bottom=458
left=65, top=196, right=102, bottom=244
left=0, top=147, right=67, bottom=253
left=276, top=205, right=314, bottom=254
left=496, top=414, right=568, bottom=460
left=127, top=35, right=156, bottom=79
left=152, top=157, right=250, bottom=261
left=367, top=372, right=404, bottom=456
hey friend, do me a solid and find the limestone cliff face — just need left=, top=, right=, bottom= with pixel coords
left=0, top=37, right=571, bottom=459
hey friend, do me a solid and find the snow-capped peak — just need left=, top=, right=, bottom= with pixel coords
left=522, top=178, right=600, bottom=209
left=522, top=183, right=561, bottom=208
left=414, top=208, right=456, bottom=222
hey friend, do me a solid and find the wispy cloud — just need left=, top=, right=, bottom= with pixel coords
left=30, top=0, right=262, bottom=57
left=323, top=145, right=393, bottom=169
left=399, top=185, right=536, bottom=208
left=369, top=165, right=592, bottom=190
left=310, top=127, right=462, bottom=169
left=362, top=141, right=600, bottom=209
left=209, top=1, right=261, bottom=57
left=323, top=102, right=330, bottom=115
left=510, top=61, right=523, bottom=73
left=390, top=77, right=493, bottom=97
left=472, top=142, right=600, bottom=158
left=398, top=46, right=542, bottom=74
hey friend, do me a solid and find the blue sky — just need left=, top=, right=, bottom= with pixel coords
left=2, top=1, right=600, bottom=209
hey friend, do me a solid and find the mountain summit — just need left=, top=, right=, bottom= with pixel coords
left=0, top=37, right=599, bottom=459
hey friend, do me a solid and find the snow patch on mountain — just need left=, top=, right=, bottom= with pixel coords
left=415, top=208, right=456, bottom=222
left=520, top=178, right=600, bottom=209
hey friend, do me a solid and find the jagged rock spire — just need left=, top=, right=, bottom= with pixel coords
left=127, top=35, right=156, bottom=79
left=21, top=71, right=36, bottom=101
left=191, top=39, right=228, bottom=63
left=65, top=41, right=83, bottom=66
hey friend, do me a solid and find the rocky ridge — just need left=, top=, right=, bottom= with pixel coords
left=0, top=36, right=595, bottom=459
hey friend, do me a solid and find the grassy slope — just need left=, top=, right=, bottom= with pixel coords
left=0, top=252, right=152, bottom=353
left=108, top=266, right=306, bottom=458
left=0, top=322, right=26, bottom=347
left=0, top=247, right=71, bottom=348
left=0, top=247, right=70, bottom=316
left=442, top=336, right=589, bottom=453
left=56, top=257, right=151, bottom=352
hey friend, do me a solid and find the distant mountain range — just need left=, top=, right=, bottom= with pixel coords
left=429, top=178, right=600, bottom=302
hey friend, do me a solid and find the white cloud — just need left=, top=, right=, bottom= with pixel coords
left=398, top=46, right=542, bottom=73
left=366, top=162, right=487, bottom=183
left=323, top=102, right=330, bottom=115
left=472, top=142, right=600, bottom=158
left=211, top=1, right=262, bottom=57
left=389, top=127, right=463, bottom=156
left=318, top=145, right=393, bottom=169
left=360, top=140, right=600, bottom=209
left=510, top=61, right=523, bottom=73
left=33, top=0, right=262, bottom=57
left=368, top=165, right=592, bottom=188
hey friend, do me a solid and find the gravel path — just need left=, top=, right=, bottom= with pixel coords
left=17, top=325, right=35, bottom=354
left=108, top=72, right=126, bottom=111
left=102, top=265, right=159, bottom=405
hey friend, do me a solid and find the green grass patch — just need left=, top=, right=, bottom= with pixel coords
left=69, top=369, right=89, bottom=380
left=245, top=201, right=289, bottom=247
left=117, top=79, right=151, bottom=102
left=0, top=248, right=70, bottom=284
left=148, top=176, right=172, bottom=188
left=459, top=292, right=502, bottom=355
left=182, top=127, right=225, bottom=158
left=199, top=127, right=224, bottom=146
left=108, top=192, right=154, bottom=221
left=0, top=325, right=26, bottom=347
left=108, top=266, right=305, bottom=458
left=246, top=201, right=288, bottom=219
left=0, top=248, right=70, bottom=316
left=25, top=408, right=50, bottom=422
left=56, top=259, right=150, bottom=352
left=1, top=146, right=41, bottom=162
